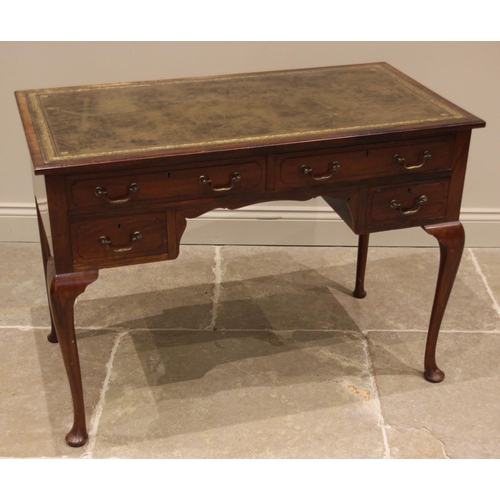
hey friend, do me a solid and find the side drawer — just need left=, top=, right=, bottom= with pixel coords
left=70, top=212, right=169, bottom=265
left=365, top=179, right=450, bottom=229
left=275, top=135, right=454, bottom=189
left=66, top=157, right=266, bottom=210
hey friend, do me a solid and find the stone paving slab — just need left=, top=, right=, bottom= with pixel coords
left=217, top=246, right=500, bottom=333
left=367, top=330, right=500, bottom=458
left=77, top=246, right=216, bottom=330
left=92, top=329, right=385, bottom=458
left=469, top=248, right=500, bottom=306
left=0, top=243, right=51, bottom=327
left=0, top=327, right=115, bottom=457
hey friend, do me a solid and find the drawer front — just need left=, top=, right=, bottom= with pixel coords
left=275, top=136, right=454, bottom=189
left=366, top=180, right=450, bottom=229
left=70, top=213, right=168, bottom=264
left=67, top=158, right=266, bottom=209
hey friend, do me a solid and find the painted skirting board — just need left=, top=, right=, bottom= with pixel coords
left=1, top=202, right=500, bottom=247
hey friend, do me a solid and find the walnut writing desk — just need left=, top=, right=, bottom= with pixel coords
left=16, top=63, right=485, bottom=447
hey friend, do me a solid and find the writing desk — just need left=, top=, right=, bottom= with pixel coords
left=16, top=63, right=485, bottom=447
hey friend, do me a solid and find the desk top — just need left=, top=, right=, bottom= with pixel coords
left=16, top=63, right=485, bottom=173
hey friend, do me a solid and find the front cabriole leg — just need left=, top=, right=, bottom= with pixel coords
left=422, top=222, right=465, bottom=383
left=47, top=258, right=99, bottom=447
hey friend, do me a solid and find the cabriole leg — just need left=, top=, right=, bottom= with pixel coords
left=422, top=222, right=465, bottom=383
left=353, top=233, right=369, bottom=299
left=47, top=258, right=99, bottom=447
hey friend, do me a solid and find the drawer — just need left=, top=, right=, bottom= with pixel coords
left=67, top=157, right=266, bottom=209
left=275, top=136, right=454, bottom=189
left=70, top=212, right=169, bottom=264
left=365, top=180, right=450, bottom=229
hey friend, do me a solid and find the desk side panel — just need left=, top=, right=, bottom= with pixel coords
left=45, top=174, right=76, bottom=274
left=446, top=130, right=472, bottom=221
left=33, top=170, right=53, bottom=256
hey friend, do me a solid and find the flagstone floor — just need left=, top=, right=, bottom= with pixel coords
left=2, top=242, right=499, bottom=458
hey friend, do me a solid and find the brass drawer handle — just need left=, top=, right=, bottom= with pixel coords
left=198, top=172, right=241, bottom=192
left=300, top=161, right=340, bottom=181
left=94, top=183, right=139, bottom=204
left=393, top=151, right=431, bottom=170
left=390, top=195, right=428, bottom=215
left=97, top=231, right=142, bottom=252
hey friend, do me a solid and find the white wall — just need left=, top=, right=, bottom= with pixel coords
left=2, top=42, right=499, bottom=246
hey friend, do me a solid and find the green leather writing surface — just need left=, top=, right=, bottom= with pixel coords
left=24, top=63, right=469, bottom=163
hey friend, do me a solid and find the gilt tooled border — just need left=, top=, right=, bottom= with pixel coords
left=28, top=64, right=467, bottom=163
